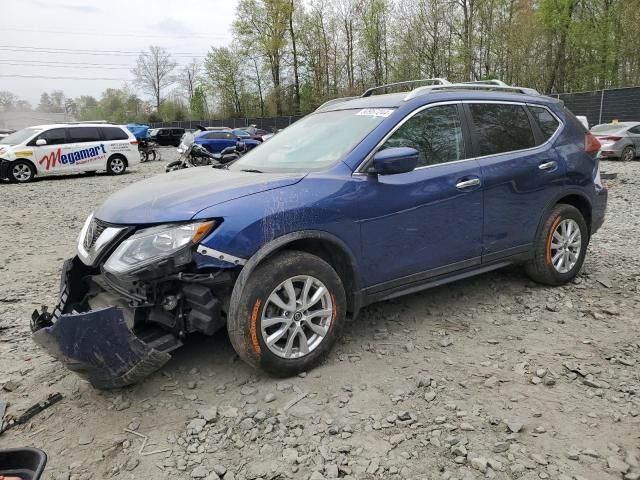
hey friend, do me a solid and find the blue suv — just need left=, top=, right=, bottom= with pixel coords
left=31, top=80, right=607, bottom=388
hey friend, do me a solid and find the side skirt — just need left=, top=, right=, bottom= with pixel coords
left=362, top=252, right=530, bottom=306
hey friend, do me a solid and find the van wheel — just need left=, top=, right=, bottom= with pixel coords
left=228, top=251, right=346, bottom=376
left=107, top=155, right=127, bottom=175
left=9, top=160, right=36, bottom=183
left=525, top=204, right=589, bottom=286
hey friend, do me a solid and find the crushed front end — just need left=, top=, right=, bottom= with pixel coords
left=32, top=215, right=239, bottom=389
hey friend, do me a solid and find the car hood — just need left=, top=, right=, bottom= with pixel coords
left=95, top=167, right=305, bottom=224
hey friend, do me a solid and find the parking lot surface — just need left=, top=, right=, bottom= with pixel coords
left=0, top=151, right=638, bottom=480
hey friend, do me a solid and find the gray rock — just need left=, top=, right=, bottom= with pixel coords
left=191, top=466, right=209, bottom=478
left=198, top=407, right=218, bottom=423
left=470, top=456, right=488, bottom=473
left=439, top=337, right=452, bottom=347
left=264, top=392, right=276, bottom=403
left=204, top=474, right=220, bottom=480
left=78, top=434, right=93, bottom=445
left=582, top=448, right=600, bottom=458
left=211, top=464, right=226, bottom=476
left=484, top=376, right=498, bottom=388
left=460, top=422, right=475, bottom=431
left=607, top=456, right=630, bottom=474
left=187, top=418, right=207, bottom=433
left=125, top=458, right=139, bottom=472
left=531, top=453, right=548, bottom=465
left=2, top=378, right=20, bottom=392
left=507, top=423, right=523, bottom=433
left=310, top=472, right=325, bottom=480
left=493, top=442, right=509, bottom=453
left=424, top=390, right=437, bottom=402
left=240, top=385, right=257, bottom=396
left=219, top=406, right=239, bottom=418
left=624, top=473, right=640, bottom=480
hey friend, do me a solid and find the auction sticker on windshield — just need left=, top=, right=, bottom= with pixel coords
left=356, top=108, right=394, bottom=118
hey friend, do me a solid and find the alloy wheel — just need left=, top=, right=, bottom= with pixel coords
left=110, top=158, right=125, bottom=174
left=12, top=163, right=32, bottom=182
left=261, top=275, right=333, bottom=359
left=549, top=219, right=581, bottom=274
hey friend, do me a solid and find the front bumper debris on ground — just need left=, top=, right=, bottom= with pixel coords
left=32, top=307, right=172, bottom=389
left=30, top=258, right=175, bottom=389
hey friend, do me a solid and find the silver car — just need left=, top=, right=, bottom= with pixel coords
left=591, top=122, right=640, bottom=161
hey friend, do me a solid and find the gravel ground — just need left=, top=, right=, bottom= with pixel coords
left=0, top=152, right=638, bottom=480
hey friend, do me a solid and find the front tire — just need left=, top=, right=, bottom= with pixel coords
left=525, top=204, right=589, bottom=286
left=9, top=160, right=35, bottom=183
left=621, top=146, right=635, bottom=162
left=228, top=251, right=346, bottom=376
left=107, top=155, right=127, bottom=175
left=165, top=161, right=183, bottom=172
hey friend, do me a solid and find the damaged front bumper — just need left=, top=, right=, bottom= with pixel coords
left=32, top=307, right=172, bottom=389
left=31, top=256, right=232, bottom=389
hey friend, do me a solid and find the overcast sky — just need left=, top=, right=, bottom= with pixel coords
left=1, top=0, right=239, bottom=106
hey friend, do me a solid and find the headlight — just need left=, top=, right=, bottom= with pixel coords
left=104, top=221, right=216, bottom=274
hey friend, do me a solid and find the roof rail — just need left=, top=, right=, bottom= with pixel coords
left=404, top=83, right=540, bottom=100
left=55, top=120, right=113, bottom=125
left=461, top=79, right=510, bottom=87
left=315, top=96, right=359, bottom=112
left=361, top=78, right=450, bottom=97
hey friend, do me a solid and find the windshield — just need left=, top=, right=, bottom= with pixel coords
left=591, top=123, right=627, bottom=133
left=0, top=127, right=41, bottom=145
left=229, top=109, right=392, bottom=173
left=233, top=129, right=250, bottom=138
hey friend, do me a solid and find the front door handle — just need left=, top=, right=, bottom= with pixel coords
left=538, top=161, right=557, bottom=171
left=456, top=178, right=481, bottom=189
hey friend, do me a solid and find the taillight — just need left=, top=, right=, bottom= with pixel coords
left=130, top=140, right=139, bottom=145
left=596, top=136, right=621, bottom=142
left=585, top=134, right=601, bottom=154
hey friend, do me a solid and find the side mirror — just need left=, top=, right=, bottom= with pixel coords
left=35, top=139, right=47, bottom=146
left=370, top=147, right=419, bottom=175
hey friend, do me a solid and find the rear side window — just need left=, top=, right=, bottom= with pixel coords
left=382, top=104, right=465, bottom=168
left=102, top=127, right=129, bottom=141
left=469, top=103, right=535, bottom=156
left=171, top=129, right=184, bottom=135
left=530, top=106, right=560, bottom=140
left=69, top=127, right=101, bottom=143
left=37, top=128, right=68, bottom=145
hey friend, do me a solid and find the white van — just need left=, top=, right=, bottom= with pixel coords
left=0, top=123, right=140, bottom=183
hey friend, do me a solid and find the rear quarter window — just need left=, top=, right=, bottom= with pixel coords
left=469, top=103, right=535, bottom=156
left=530, top=106, right=560, bottom=140
left=101, top=127, right=129, bottom=141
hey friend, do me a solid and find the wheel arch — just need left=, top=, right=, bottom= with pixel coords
left=535, top=190, right=593, bottom=242
left=228, top=231, right=363, bottom=325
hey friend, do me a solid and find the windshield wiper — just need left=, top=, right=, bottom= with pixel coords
left=240, top=169, right=263, bottom=173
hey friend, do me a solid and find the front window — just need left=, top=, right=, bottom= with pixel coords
left=229, top=109, right=391, bottom=173
left=0, top=127, right=41, bottom=145
left=381, top=104, right=465, bottom=167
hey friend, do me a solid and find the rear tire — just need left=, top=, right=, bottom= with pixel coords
left=621, top=146, right=635, bottom=162
left=525, top=204, right=589, bottom=286
left=107, top=155, right=127, bottom=175
left=227, top=251, right=346, bottom=376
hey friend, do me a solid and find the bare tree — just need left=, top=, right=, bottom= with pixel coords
left=178, top=59, right=201, bottom=106
left=132, top=46, right=177, bottom=112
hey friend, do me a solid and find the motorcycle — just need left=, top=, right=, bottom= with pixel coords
left=165, top=133, right=242, bottom=173
left=138, top=138, right=160, bottom=162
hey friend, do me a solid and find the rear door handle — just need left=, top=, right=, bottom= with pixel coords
left=538, top=161, right=557, bottom=171
left=456, top=178, right=481, bottom=189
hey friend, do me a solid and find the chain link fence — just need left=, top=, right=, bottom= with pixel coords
left=555, top=86, right=640, bottom=127
left=150, top=116, right=304, bottom=132
left=150, top=86, right=640, bottom=132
